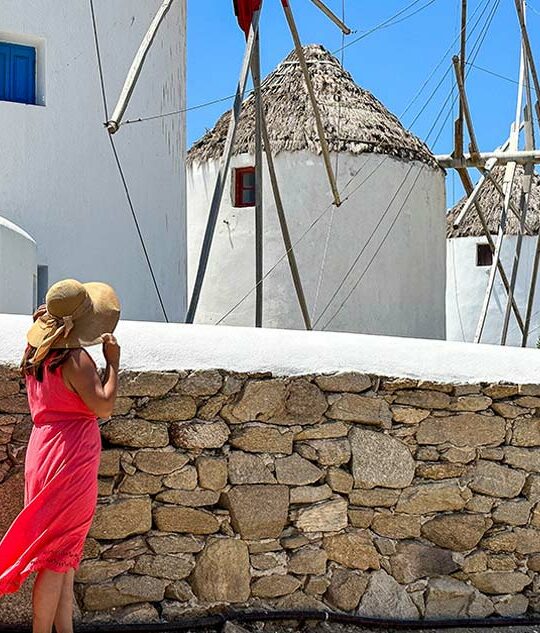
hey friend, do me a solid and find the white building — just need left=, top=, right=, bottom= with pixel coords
left=187, top=45, right=446, bottom=339
left=0, top=1, right=187, bottom=322
left=0, top=217, right=37, bottom=315
left=447, top=165, right=540, bottom=346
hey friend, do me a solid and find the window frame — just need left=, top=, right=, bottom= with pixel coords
left=0, top=41, right=37, bottom=105
left=234, top=166, right=256, bottom=208
left=476, top=243, right=493, bottom=267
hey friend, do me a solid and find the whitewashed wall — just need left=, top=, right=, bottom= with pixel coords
left=447, top=236, right=540, bottom=347
left=0, top=1, right=187, bottom=322
left=1, top=313, right=539, bottom=385
left=187, top=151, right=446, bottom=339
left=0, top=218, right=37, bottom=315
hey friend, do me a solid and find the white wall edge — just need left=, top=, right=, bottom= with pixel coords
left=1, top=313, right=540, bottom=385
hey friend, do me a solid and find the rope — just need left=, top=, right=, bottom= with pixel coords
left=88, top=0, right=169, bottom=322
left=428, top=0, right=501, bottom=147
left=465, top=62, right=522, bottom=86
left=333, top=0, right=439, bottom=55
left=312, top=0, right=499, bottom=328
left=317, top=0, right=502, bottom=330
left=121, top=92, right=253, bottom=126
left=321, top=167, right=423, bottom=331
left=213, top=0, right=500, bottom=327
left=313, top=163, right=417, bottom=328
left=312, top=0, right=346, bottom=318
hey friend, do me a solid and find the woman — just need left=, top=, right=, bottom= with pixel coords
left=0, top=278, right=121, bottom=633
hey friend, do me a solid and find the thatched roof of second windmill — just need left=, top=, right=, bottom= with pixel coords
left=188, top=44, right=438, bottom=168
left=447, top=165, right=540, bottom=237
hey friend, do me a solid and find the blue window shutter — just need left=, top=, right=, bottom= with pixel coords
left=10, top=43, right=36, bottom=104
left=0, top=43, right=11, bottom=102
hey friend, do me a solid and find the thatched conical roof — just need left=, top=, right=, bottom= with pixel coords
left=188, top=44, right=437, bottom=167
left=447, top=165, right=540, bottom=237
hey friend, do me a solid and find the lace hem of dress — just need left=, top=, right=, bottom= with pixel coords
left=29, top=548, right=81, bottom=571
left=0, top=549, right=81, bottom=595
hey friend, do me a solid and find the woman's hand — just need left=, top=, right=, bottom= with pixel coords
left=101, top=333, right=120, bottom=368
left=32, top=304, right=47, bottom=322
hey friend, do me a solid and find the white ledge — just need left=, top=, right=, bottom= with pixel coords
left=1, top=313, right=539, bottom=385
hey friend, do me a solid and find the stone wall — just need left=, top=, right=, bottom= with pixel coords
left=1, top=364, right=540, bottom=625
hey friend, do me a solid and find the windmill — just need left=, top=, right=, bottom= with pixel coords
left=104, top=0, right=351, bottom=330
left=437, top=0, right=540, bottom=347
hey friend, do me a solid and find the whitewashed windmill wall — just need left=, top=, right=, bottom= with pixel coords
left=0, top=217, right=37, bottom=315
left=0, top=1, right=187, bottom=321
left=446, top=167, right=540, bottom=346
left=187, top=46, right=447, bottom=339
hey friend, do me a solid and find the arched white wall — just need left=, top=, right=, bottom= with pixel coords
left=447, top=235, right=540, bottom=346
left=187, top=151, right=446, bottom=339
left=0, top=1, right=187, bottom=322
left=0, top=217, right=37, bottom=315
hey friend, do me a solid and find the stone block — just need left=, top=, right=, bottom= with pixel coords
left=350, top=429, right=414, bottom=489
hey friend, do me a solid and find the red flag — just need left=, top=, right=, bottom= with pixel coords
left=233, top=0, right=261, bottom=36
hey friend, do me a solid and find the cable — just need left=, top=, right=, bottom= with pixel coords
left=312, top=0, right=346, bottom=317
left=313, top=163, right=416, bottom=327
left=214, top=0, right=499, bottom=326
left=399, top=0, right=481, bottom=124
left=107, top=137, right=170, bottom=322
left=88, top=0, right=170, bottom=322
left=314, top=0, right=502, bottom=331
left=526, top=0, right=540, bottom=16
left=122, top=0, right=470, bottom=130
left=449, top=239, right=467, bottom=342
left=314, top=0, right=499, bottom=325
left=321, top=166, right=424, bottom=330
left=422, top=0, right=500, bottom=150
left=465, top=61, right=521, bottom=86
left=121, top=91, right=252, bottom=126
left=333, top=0, right=439, bottom=55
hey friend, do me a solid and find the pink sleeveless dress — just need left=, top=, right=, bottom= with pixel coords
left=0, top=356, right=101, bottom=595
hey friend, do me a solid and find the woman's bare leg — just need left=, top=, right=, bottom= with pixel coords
left=53, top=568, right=75, bottom=633
left=32, top=569, right=65, bottom=633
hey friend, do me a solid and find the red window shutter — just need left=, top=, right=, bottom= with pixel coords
left=234, top=167, right=256, bottom=207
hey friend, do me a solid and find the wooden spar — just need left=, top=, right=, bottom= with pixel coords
left=185, top=11, right=261, bottom=324
left=515, top=0, right=540, bottom=345
left=454, top=168, right=526, bottom=336
left=452, top=55, right=480, bottom=159
left=454, top=0, right=467, bottom=159
left=260, top=108, right=313, bottom=330
left=106, top=0, right=175, bottom=133
left=474, top=47, right=526, bottom=344
left=450, top=47, right=525, bottom=336
left=501, top=81, right=535, bottom=344
left=523, top=229, right=540, bottom=345
left=452, top=130, right=525, bottom=229
left=437, top=149, right=540, bottom=168
left=452, top=157, right=497, bottom=227
left=281, top=0, right=341, bottom=207
left=514, top=0, right=540, bottom=124
left=252, top=31, right=264, bottom=327
left=308, top=0, right=352, bottom=34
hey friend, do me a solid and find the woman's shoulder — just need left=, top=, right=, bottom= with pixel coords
left=64, top=348, right=97, bottom=370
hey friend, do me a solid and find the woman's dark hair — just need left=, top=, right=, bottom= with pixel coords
left=20, top=345, right=72, bottom=382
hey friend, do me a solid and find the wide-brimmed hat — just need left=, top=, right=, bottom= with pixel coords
left=27, top=279, right=121, bottom=364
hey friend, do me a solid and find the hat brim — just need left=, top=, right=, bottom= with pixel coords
left=27, top=282, right=121, bottom=350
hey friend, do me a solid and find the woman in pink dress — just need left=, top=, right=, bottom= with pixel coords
left=0, top=279, right=121, bottom=633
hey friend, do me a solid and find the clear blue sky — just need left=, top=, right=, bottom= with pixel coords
left=186, top=0, right=540, bottom=206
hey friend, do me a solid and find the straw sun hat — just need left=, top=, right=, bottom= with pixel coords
left=27, top=279, right=121, bottom=365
